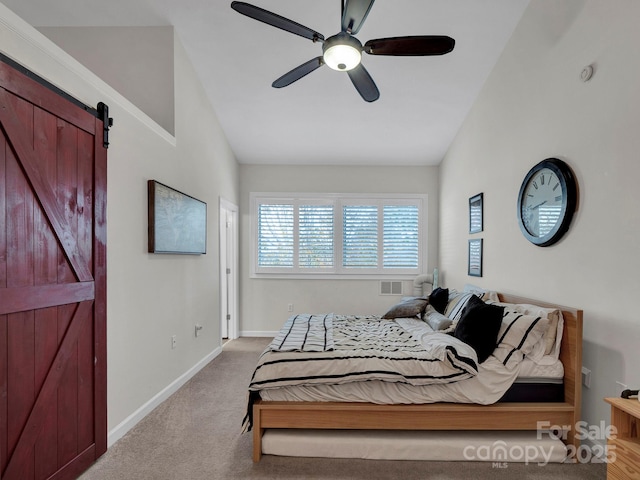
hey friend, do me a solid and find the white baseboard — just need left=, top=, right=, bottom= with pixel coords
left=107, top=346, right=222, bottom=447
left=240, top=331, right=278, bottom=338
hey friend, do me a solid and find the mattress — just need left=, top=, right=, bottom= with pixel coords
left=517, top=356, right=564, bottom=380
left=262, top=429, right=568, bottom=463
left=499, top=381, right=564, bottom=402
left=259, top=349, right=564, bottom=405
left=498, top=357, right=564, bottom=402
left=259, top=375, right=563, bottom=404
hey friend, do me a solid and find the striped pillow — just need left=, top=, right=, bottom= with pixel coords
left=491, top=311, right=550, bottom=370
left=511, top=304, right=562, bottom=357
left=444, top=292, right=475, bottom=322
left=487, top=301, right=563, bottom=359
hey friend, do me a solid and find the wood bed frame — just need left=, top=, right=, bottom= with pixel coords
left=251, top=293, right=583, bottom=462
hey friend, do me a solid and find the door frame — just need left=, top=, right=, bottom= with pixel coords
left=219, top=198, right=239, bottom=340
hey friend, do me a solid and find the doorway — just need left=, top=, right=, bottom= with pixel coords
left=219, top=198, right=239, bottom=340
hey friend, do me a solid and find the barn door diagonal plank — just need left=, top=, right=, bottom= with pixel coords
left=0, top=87, right=92, bottom=282
left=2, top=300, right=94, bottom=479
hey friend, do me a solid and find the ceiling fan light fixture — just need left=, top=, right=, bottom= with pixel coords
left=323, top=33, right=362, bottom=71
left=230, top=2, right=456, bottom=101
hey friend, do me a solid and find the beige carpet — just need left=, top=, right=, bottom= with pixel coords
left=79, top=337, right=606, bottom=480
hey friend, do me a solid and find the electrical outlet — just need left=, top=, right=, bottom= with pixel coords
left=581, top=367, right=591, bottom=388
left=287, top=303, right=293, bottom=312
left=171, top=335, right=177, bottom=349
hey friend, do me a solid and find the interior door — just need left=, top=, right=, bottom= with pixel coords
left=0, top=58, right=107, bottom=480
left=219, top=199, right=238, bottom=340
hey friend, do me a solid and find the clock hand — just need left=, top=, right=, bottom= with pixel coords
left=531, top=200, right=547, bottom=210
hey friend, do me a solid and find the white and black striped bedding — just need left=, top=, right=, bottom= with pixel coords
left=269, top=314, right=334, bottom=352
left=242, top=314, right=479, bottom=432
left=250, top=314, right=479, bottom=392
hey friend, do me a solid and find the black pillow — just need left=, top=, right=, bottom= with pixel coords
left=453, top=295, right=505, bottom=363
left=428, top=287, right=449, bottom=314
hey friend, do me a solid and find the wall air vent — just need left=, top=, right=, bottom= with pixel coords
left=380, top=281, right=402, bottom=295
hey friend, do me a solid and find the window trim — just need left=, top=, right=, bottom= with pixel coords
left=250, top=192, right=428, bottom=279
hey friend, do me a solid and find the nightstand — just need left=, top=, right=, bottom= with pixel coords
left=605, top=397, right=640, bottom=479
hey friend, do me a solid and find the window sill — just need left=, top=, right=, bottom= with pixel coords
left=250, top=273, right=419, bottom=280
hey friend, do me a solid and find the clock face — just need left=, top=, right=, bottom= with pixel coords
left=517, top=158, right=577, bottom=247
left=520, top=167, right=564, bottom=238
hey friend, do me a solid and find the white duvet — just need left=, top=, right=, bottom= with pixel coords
left=250, top=315, right=479, bottom=392
left=259, top=317, right=528, bottom=405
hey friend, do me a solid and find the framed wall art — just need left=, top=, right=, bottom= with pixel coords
left=469, top=193, right=483, bottom=234
left=468, top=238, right=483, bottom=277
left=148, top=180, right=207, bottom=254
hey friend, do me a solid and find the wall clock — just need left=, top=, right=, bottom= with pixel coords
left=517, top=158, right=577, bottom=247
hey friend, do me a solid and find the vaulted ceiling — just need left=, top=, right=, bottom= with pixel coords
left=2, top=0, right=530, bottom=165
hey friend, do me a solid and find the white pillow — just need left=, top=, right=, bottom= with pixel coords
left=423, top=305, right=453, bottom=331
left=491, top=311, right=550, bottom=370
left=487, top=301, right=563, bottom=360
left=510, top=304, right=563, bottom=358
left=463, top=284, right=500, bottom=302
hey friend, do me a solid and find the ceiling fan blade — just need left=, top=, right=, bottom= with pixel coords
left=347, top=64, right=379, bottom=102
left=231, top=2, right=324, bottom=42
left=341, top=0, right=375, bottom=34
left=272, top=57, right=324, bottom=88
left=364, top=36, right=455, bottom=56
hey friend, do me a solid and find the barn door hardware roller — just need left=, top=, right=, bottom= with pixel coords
left=97, top=102, right=113, bottom=148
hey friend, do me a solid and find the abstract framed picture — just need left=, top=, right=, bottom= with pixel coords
left=469, top=193, right=483, bottom=234
left=148, top=180, right=207, bottom=254
left=468, top=238, right=483, bottom=277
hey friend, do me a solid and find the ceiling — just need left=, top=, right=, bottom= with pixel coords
left=2, top=0, right=530, bottom=166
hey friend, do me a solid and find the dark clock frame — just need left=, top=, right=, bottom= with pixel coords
left=517, top=158, right=577, bottom=247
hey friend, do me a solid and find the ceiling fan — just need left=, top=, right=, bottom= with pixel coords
left=230, top=0, right=455, bottom=102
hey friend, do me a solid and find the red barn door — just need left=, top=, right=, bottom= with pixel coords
left=0, top=58, right=107, bottom=480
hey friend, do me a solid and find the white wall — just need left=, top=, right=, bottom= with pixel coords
left=439, top=0, right=640, bottom=441
left=38, top=26, right=175, bottom=135
left=239, top=165, right=439, bottom=333
left=0, top=5, right=240, bottom=442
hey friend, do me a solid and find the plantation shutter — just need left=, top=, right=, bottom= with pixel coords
left=342, top=205, right=378, bottom=268
left=258, top=204, right=294, bottom=267
left=299, top=205, right=334, bottom=268
left=383, top=205, right=419, bottom=268
left=252, top=194, right=425, bottom=276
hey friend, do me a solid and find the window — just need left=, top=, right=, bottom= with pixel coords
left=251, top=193, right=427, bottom=278
left=342, top=205, right=378, bottom=268
left=299, top=204, right=334, bottom=268
left=257, top=204, right=294, bottom=267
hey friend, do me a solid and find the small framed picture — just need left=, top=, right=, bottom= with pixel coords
left=468, top=239, right=483, bottom=277
left=469, top=193, right=483, bottom=234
